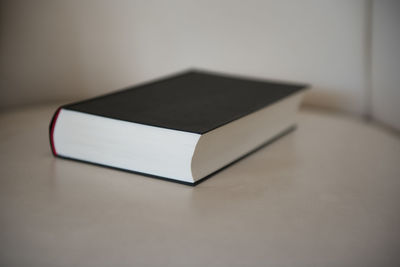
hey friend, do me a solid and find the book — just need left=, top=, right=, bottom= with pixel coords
left=49, top=70, right=308, bottom=185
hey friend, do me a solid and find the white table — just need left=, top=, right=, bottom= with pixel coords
left=1, top=104, right=399, bottom=267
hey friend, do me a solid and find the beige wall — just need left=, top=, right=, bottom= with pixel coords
left=0, top=0, right=368, bottom=113
left=371, top=0, right=400, bottom=130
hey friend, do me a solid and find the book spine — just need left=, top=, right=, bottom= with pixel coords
left=49, top=107, right=62, bottom=156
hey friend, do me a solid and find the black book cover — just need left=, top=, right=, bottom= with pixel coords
left=63, top=70, right=307, bottom=134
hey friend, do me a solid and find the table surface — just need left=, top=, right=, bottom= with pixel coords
left=1, top=104, right=399, bottom=267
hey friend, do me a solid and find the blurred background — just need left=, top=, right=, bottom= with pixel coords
left=1, top=0, right=399, bottom=130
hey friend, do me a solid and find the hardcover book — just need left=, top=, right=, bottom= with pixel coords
left=49, top=70, right=308, bottom=185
